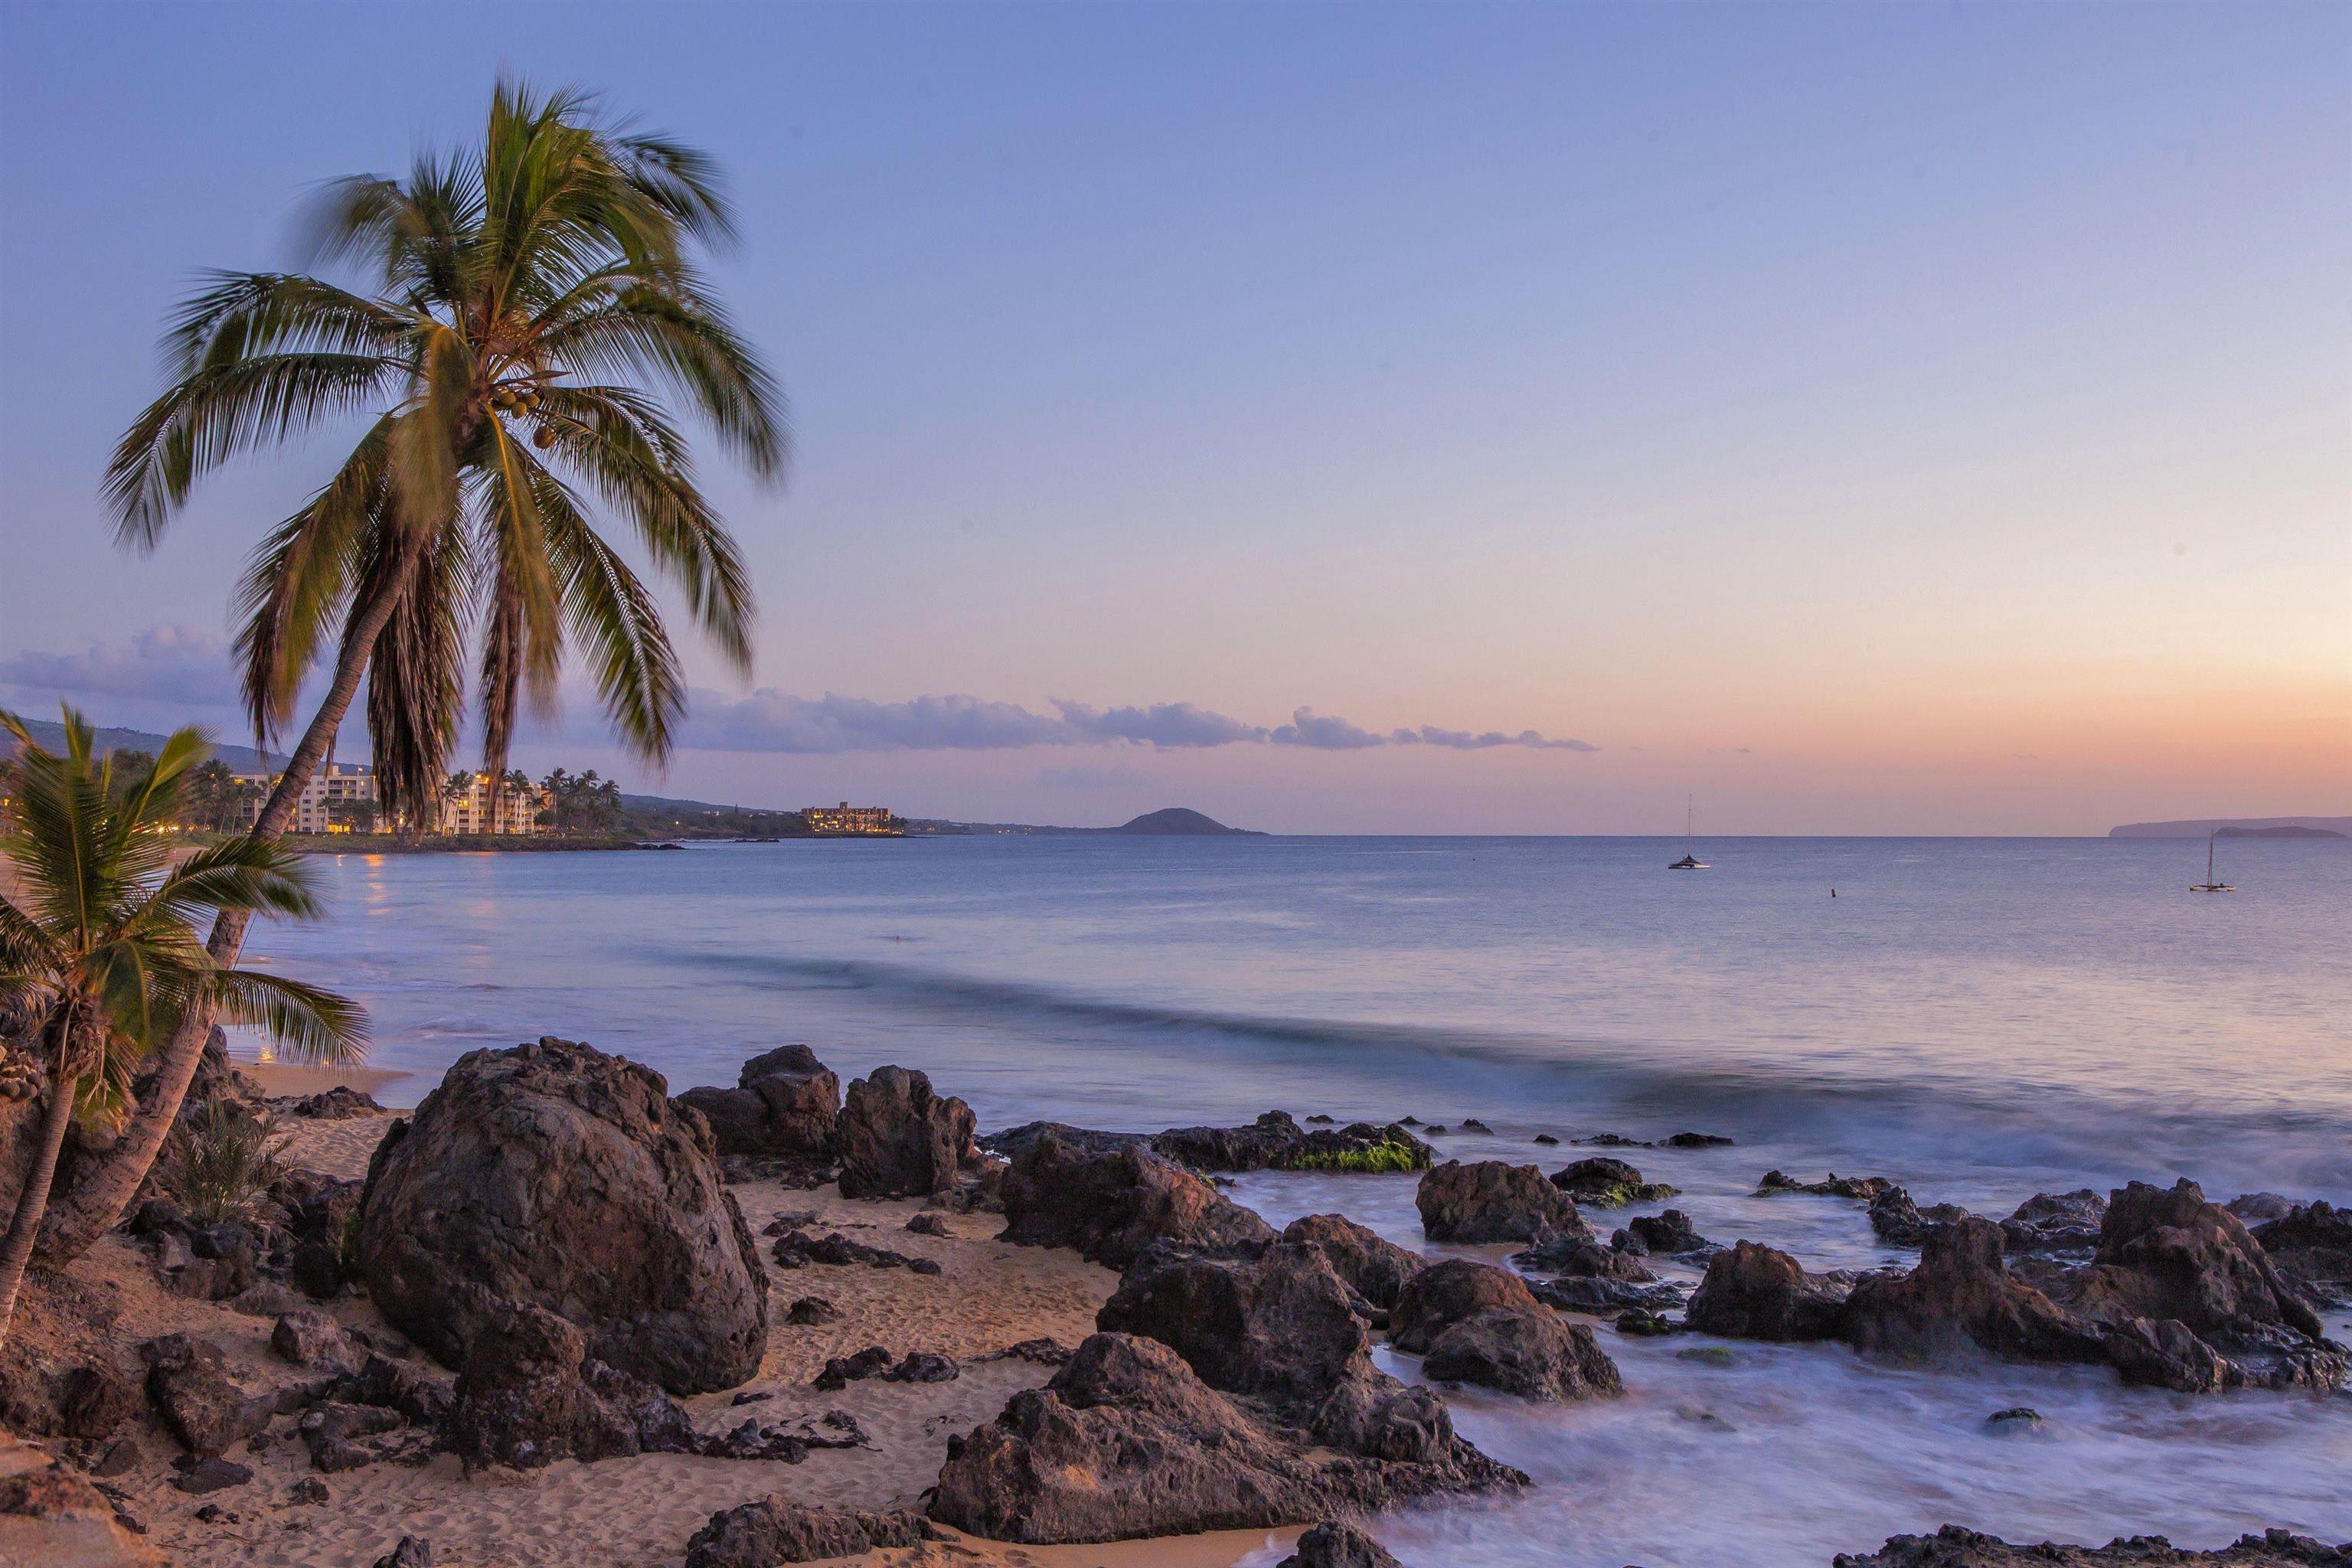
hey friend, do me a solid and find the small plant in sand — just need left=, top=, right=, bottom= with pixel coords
left=162, top=1099, right=292, bottom=1225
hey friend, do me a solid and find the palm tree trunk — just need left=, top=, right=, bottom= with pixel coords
left=34, top=560, right=413, bottom=1264
left=0, top=1057, right=80, bottom=1346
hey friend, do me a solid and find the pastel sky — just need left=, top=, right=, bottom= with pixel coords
left=2, top=2, right=2346, bottom=834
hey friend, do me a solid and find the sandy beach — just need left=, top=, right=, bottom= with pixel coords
left=60, top=1109, right=1292, bottom=1568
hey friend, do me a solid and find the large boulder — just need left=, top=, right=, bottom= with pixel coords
left=1416, top=1161, right=1588, bottom=1244
left=142, top=1335, right=273, bottom=1458
left=1096, top=1242, right=1372, bottom=1415
left=1684, top=1241, right=1850, bottom=1341
left=443, top=1300, right=698, bottom=1470
left=684, top=1499, right=937, bottom=1568
left=1388, top=1259, right=1543, bottom=1354
left=355, top=1037, right=765, bottom=1394
left=1833, top=1524, right=2352, bottom=1566
left=1281, top=1214, right=1425, bottom=1311
left=929, top=1332, right=1517, bottom=1545
left=676, top=1045, right=840, bottom=1162
left=998, top=1129, right=1275, bottom=1269
left=836, top=1065, right=977, bottom=1199
left=2253, top=1201, right=2352, bottom=1305
left=1421, top=1307, right=1623, bottom=1401
left=1549, top=1156, right=1676, bottom=1207
left=1841, top=1220, right=2106, bottom=1364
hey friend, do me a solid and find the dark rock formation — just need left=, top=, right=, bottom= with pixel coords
left=282, top=1086, right=383, bottom=1120
left=684, top=1499, right=938, bottom=1568
left=1758, top=1169, right=1894, bottom=1200
left=1684, top=1242, right=1851, bottom=1341
left=1549, top=1156, right=1676, bottom=1207
left=1530, top=1274, right=1687, bottom=1315
left=1511, top=1234, right=1655, bottom=1281
left=355, top=1037, right=766, bottom=1393
left=675, top=1045, right=841, bottom=1163
left=1279, top=1521, right=1405, bottom=1568
left=836, top=1065, right=976, bottom=1199
left=1152, top=1111, right=1432, bottom=1174
left=1388, top=1259, right=1542, bottom=1353
left=1280, top=1214, right=1424, bottom=1312
left=2001, top=1190, right=2108, bottom=1255
left=270, top=1310, right=357, bottom=1371
left=446, top=1301, right=698, bottom=1469
left=1841, top=1220, right=2106, bottom=1365
left=769, top=1229, right=939, bottom=1274
left=374, top=1537, right=433, bottom=1568
left=0, top=1278, right=140, bottom=1440
left=1096, top=1243, right=1372, bottom=1416
left=928, top=1332, right=1519, bottom=1545
left=2253, top=1200, right=2352, bottom=1305
left=1387, top=1258, right=1623, bottom=1400
left=1833, top=1524, right=2352, bottom=1566
left=0, top=1439, right=166, bottom=1567
left=998, top=1129, right=1276, bottom=1269
left=1665, top=1132, right=1734, bottom=1148
left=1868, top=1187, right=1978, bottom=1247
left=1616, top=1209, right=1712, bottom=1256
left=142, top=1335, right=272, bottom=1457
left=271, top=1169, right=365, bottom=1299
left=1416, top=1161, right=1589, bottom=1244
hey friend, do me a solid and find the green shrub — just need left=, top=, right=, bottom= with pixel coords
left=162, top=1099, right=289, bottom=1223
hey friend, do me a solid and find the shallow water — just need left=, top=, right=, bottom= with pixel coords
left=235, top=835, right=2352, bottom=1562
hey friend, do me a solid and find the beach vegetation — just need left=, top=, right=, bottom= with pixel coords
left=162, top=1099, right=291, bottom=1225
left=1281, top=1141, right=1431, bottom=1174
left=0, top=707, right=364, bottom=1343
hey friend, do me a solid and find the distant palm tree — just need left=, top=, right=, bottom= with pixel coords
left=47, top=80, right=783, bottom=1261
left=0, top=709, right=364, bottom=1341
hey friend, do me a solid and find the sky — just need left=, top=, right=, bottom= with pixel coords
left=1, top=1, right=2346, bottom=834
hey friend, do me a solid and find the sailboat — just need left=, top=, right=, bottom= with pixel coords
left=1669, top=798, right=1708, bottom=871
left=2190, top=832, right=2233, bottom=893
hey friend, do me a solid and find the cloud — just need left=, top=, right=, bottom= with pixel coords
left=0, top=627, right=237, bottom=709
left=686, top=691, right=1596, bottom=756
left=1270, top=707, right=1385, bottom=750
left=1393, top=724, right=1599, bottom=753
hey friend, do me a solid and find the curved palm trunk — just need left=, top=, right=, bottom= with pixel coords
left=0, top=1059, right=79, bottom=1345
left=34, top=563, right=413, bottom=1264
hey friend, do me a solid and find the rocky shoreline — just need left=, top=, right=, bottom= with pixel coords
left=2, top=1034, right=2346, bottom=1567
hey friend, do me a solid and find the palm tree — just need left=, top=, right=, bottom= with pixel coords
left=0, top=709, right=364, bottom=1341
left=44, top=80, right=782, bottom=1261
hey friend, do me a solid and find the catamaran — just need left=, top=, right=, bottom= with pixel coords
left=1669, top=798, right=1708, bottom=870
left=2190, top=832, right=2233, bottom=893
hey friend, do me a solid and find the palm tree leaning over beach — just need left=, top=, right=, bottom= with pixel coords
left=41, top=80, right=783, bottom=1262
left=0, top=709, right=364, bottom=1342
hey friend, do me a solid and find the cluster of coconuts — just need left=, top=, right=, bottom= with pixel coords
left=488, top=383, right=560, bottom=448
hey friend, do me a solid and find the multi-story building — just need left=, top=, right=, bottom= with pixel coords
left=803, top=801, right=897, bottom=835
left=436, top=773, right=554, bottom=835
left=234, top=763, right=377, bottom=834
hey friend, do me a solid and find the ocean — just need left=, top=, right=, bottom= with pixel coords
left=234, top=834, right=2352, bottom=1564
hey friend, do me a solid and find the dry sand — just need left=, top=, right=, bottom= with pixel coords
left=53, top=1110, right=1290, bottom=1568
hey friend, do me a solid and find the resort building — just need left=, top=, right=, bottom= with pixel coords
left=436, top=773, right=554, bottom=835
left=234, top=763, right=378, bottom=835
left=803, top=801, right=897, bottom=835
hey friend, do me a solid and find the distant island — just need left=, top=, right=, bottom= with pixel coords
left=1103, top=807, right=1265, bottom=836
left=2109, top=816, right=2351, bottom=839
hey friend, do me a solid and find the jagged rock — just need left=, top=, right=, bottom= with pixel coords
left=1421, top=1307, right=1623, bottom=1400
left=1684, top=1242, right=1850, bottom=1341
left=1533, top=1133, right=1560, bottom=1145
left=270, top=1310, right=356, bottom=1370
left=1758, top=1169, right=1893, bottom=1200
left=998, top=1128, right=1275, bottom=1269
left=784, top=1296, right=841, bottom=1325
left=332, top=1352, right=452, bottom=1430
left=1280, top=1214, right=1425, bottom=1311
left=283, top=1086, right=382, bottom=1120
left=1511, top=1234, right=1655, bottom=1280
left=1841, top=1220, right=2106, bottom=1364
left=445, top=1298, right=701, bottom=1469
left=1530, top=1275, right=1686, bottom=1315
left=299, top=1402, right=406, bottom=1473
left=1869, top=1187, right=1975, bottom=1246
left=905, top=1211, right=951, bottom=1236
left=684, top=1498, right=938, bottom=1567
left=676, top=1045, right=841, bottom=1162
left=1153, top=1112, right=1432, bottom=1175
left=2253, top=1200, right=2352, bottom=1305
left=1616, top=1209, right=1712, bottom=1256
left=769, top=1228, right=939, bottom=1273
left=928, top=1332, right=1518, bottom=1544
left=1549, top=1156, right=1676, bottom=1207
left=356, top=1037, right=766, bottom=1394
left=0, top=1435, right=166, bottom=1567
left=271, top=1169, right=364, bottom=1299
left=1416, top=1161, right=1588, bottom=1244
left=2001, top=1190, right=2108, bottom=1255
left=1279, top=1521, right=1404, bottom=1568
left=1388, top=1259, right=1536, bottom=1351
left=142, top=1336, right=270, bottom=1457
left=289, top=1477, right=330, bottom=1504
left=836, top=1065, right=976, bottom=1199
left=1096, top=1242, right=1372, bottom=1416
left=373, top=1539, right=433, bottom=1568
left=1832, top=1524, right=2352, bottom=1566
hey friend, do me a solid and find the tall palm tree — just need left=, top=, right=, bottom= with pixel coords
left=0, top=709, right=364, bottom=1341
left=44, top=80, right=782, bottom=1261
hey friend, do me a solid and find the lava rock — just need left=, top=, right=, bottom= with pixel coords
left=1416, top=1161, right=1589, bottom=1244
left=355, top=1037, right=766, bottom=1394
left=1549, top=1156, right=1677, bottom=1207
left=1999, top=1190, right=2108, bottom=1255
left=1832, top=1524, right=2352, bottom=1566
left=684, top=1499, right=939, bottom=1567
left=1096, top=1242, right=1373, bottom=1416
left=171, top=1456, right=253, bottom=1494
left=1280, top=1214, right=1426, bottom=1312
left=784, top=1296, right=842, bottom=1326
left=998, top=1128, right=1276, bottom=1269
left=1616, top=1209, right=1711, bottom=1256
left=1841, top=1220, right=2106, bottom=1365
left=1389, top=1259, right=1540, bottom=1353
left=142, top=1336, right=270, bottom=1458
left=1421, top=1306, right=1624, bottom=1400
left=675, top=1044, right=841, bottom=1163
left=1279, top=1521, right=1405, bottom=1568
left=1757, top=1170, right=1894, bottom=1200
left=1683, top=1242, right=1851, bottom=1341
left=444, top=1298, right=700, bottom=1469
left=836, top=1066, right=977, bottom=1200
left=270, top=1310, right=356, bottom=1370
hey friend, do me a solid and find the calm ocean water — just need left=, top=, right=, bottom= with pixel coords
left=236, top=835, right=2352, bottom=1563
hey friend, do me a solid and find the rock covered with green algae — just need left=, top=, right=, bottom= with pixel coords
left=1834, top=1525, right=2351, bottom=1567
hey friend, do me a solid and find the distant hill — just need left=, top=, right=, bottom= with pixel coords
left=2, top=717, right=305, bottom=774
left=2109, top=816, right=2352, bottom=839
left=1106, top=807, right=1264, bottom=837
